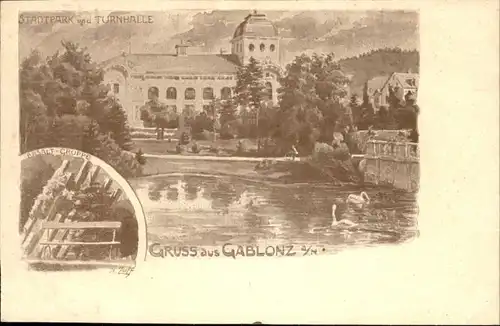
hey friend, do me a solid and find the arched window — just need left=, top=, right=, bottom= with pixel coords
left=166, top=87, right=177, bottom=100
left=265, top=82, right=273, bottom=100
left=148, top=86, right=159, bottom=100
left=260, top=43, right=265, bottom=52
left=113, top=83, right=120, bottom=94
left=203, top=87, right=214, bottom=100
left=185, top=87, right=196, bottom=100
left=221, top=87, right=232, bottom=100
left=249, top=44, right=255, bottom=52
left=270, top=44, right=276, bottom=52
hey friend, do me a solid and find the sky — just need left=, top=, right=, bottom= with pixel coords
left=19, top=10, right=419, bottom=64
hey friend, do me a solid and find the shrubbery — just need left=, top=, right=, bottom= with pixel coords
left=313, top=142, right=351, bottom=162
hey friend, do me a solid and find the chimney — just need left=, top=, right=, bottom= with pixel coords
left=175, top=40, right=189, bottom=56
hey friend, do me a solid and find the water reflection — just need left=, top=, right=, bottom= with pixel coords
left=129, top=175, right=418, bottom=251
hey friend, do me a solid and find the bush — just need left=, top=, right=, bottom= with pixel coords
left=191, top=112, right=213, bottom=135
left=208, top=145, right=220, bottom=155
left=191, top=142, right=200, bottom=154
left=220, top=120, right=240, bottom=140
left=311, top=142, right=360, bottom=183
left=135, top=149, right=147, bottom=165
left=192, top=130, right=212, bottom=141
left=236, top=140, right=247, bottom=154
left=166, top=117, right=179, bottom=129
left=180, top=132, right=190, bottom=145
left=313, top=142, right=351, bottom=162
left=344, top=131, right=366, bottom=154
left=47, top=114, right=90, bottom=149
left=409, top=129, right=419, bottom=143
left=83, top=126, right=143, bottom=178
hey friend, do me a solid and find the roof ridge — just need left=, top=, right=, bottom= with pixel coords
left=129, top=53, right=233, bottom=57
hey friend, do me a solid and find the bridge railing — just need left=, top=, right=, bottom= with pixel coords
left=364, top=140, right=419, bottom=191
left=365, top=140, right=419, bottom=162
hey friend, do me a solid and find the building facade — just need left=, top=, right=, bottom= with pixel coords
left=101, top=11, right=282, bottom=127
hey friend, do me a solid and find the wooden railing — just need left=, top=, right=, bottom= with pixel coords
left=33, top=221, right=123, bottom=265
left=21, top=159, right=134, bottom=268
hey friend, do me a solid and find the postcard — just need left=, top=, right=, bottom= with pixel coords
left=1, top=1, right=499, bottom=324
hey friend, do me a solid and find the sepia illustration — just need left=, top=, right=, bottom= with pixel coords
left=20, top=149, right=145, bottom=270
left=19, top=10, right=419, bottom=258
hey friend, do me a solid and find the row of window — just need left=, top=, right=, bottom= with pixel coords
left=234, top=43, right=276, bottom=53
left=249, top=43, right=275, bottom=52
left=113, top=84, right=274, bottom=100
left=149, top=84, right=273, bottom=100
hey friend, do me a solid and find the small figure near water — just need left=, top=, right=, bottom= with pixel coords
left=347, top=191, right=371, bottom=209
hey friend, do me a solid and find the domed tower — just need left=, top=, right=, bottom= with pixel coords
left=231, top=10, right=280, bottom=66
left=231, top=11, right=281, bottom=104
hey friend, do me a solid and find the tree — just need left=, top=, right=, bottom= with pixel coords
left=234, top=57, right=265, bottom=110
left=20, top=42, right=142, bottom=176
left=374, top=105, right=397, bottom=130
left=191, top=111, right=213, bottom=135
left=349, top=94, right=362, bottom=128
left=233, top=57, right=267, bottom=143
left=246, top=57, right=265, bottom=110
left=274, top=52, right=350, bottom=154
left=355, top=82, right=376, bottom=130
left=219, top=98, right=237, bottom=127
left=218, top=97, right=238, bottom=139
left=20, top=89, right=50, bottom=153
left=99, top=97, right=132, bottom=150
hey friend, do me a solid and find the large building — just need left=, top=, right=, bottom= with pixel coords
left=101, top=11, right=282, bottom=127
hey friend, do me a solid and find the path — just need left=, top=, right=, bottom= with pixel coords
left=143, top=153, right=302, bottom=162
left=143, top=153, right=363, bottom=162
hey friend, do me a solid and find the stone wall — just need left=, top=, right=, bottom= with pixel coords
left=364, top=140, right=419, bottom=192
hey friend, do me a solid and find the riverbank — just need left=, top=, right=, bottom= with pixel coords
left=138, top=155, right=338, bottom=184
left=143, top=153, right=300, bottom=162
left=132, top=138, right=260, bottom=157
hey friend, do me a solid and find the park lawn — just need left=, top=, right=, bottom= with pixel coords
left=138, top=156, right=261, bottom=177
left=131, top=138, right=259, bottom=156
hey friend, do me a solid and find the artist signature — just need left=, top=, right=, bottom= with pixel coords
left=110, top=266, right=135, bottom=278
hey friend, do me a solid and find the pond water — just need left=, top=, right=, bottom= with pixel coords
left=129, top=174, right=418, bottom=254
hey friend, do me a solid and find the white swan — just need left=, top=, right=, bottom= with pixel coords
left=347, top=191, right=370, bottom=209
left=331, top=204, right=357, bottom=228
left=308, top=203, right=357, bottom=233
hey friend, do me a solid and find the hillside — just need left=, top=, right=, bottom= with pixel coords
left=338, top=48, right=419, bottom=95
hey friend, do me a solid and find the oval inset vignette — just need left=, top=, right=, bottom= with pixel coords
left=19, top=147, right=148, bottom=272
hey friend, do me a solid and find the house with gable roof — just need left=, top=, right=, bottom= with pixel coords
left=364, top=71, right=419, bottom=111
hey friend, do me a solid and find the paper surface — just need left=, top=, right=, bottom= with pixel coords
left=1, top=1, right=499, bottom=324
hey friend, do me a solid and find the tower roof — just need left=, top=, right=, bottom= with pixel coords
left=233, top=11, right=278, bottom=39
